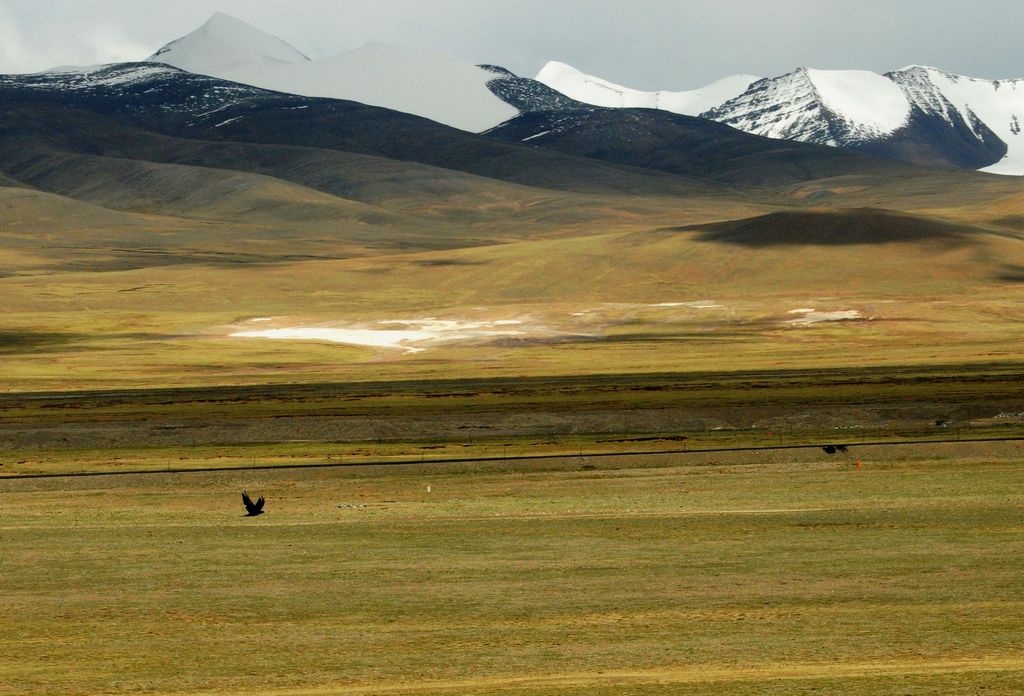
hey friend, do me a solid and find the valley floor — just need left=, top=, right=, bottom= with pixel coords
left=3, top=444, right=1023, bottom=694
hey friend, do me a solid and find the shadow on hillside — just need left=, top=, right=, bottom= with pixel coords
left=997, top=265, right=1024, bottom=282
left=412, top=258, right=491, bottom=267
left=0, top=330, right=82, bottom=353
left=681, top=208, right=972, bottom=247
left=993, top=215, right=1024, bottom=230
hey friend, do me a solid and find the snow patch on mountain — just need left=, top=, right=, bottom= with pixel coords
left=49, top=64, right=174, bottom=87
left=4, top=63, right=200, bottom=92
left=0, top=62, right=282, bottom=128
left=536, top=61, right=758, bottom=116
left=805, top=69, right=910, bottom=137
left=148, top=14, right=517, bottom=132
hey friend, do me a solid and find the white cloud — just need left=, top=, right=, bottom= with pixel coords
left=0, top=3, right=150, bottom=72
left=0, top=5, right=34, bottom=72
left=75, top=23, right=152, bottom=66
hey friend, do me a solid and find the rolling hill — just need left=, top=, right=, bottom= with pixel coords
left=0, top=40, right=1021, bottom=391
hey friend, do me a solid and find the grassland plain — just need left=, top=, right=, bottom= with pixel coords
left=3, top=447, right=1023, bottom=695
left=4, top=220, right=1024, bottom=391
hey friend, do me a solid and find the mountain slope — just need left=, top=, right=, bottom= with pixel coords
left=703, top=68, right=912, bottom=145
left=0, top=62, right=734, bottom=199
left=888, top=66, right=1024, bottom=174
left=484, top=106, right=916, bottom=186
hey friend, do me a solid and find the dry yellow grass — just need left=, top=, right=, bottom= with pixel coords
left=3, top=445, right=1023, bottom=695
left=2, top=155, right=1022, bottom=392
left=4, top=210, right=1024, bottom=391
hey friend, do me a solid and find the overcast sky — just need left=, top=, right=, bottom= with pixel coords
left=1, top=0, right=1021, bottom=88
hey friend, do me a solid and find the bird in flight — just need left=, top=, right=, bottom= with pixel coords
left=242, top=491, right=266, bottom=516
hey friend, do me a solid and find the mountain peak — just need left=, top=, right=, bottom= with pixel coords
left=145, top=16, right=517, bottom=133
left=148, top=13, right=309, bottom=72
left=537, top=61, right=584, bottom=79
left=205, top=11, right=244, bottom=26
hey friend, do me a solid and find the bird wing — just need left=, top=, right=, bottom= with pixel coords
left=242, top=491, right=256, bottom=514
left=254, top=496, right=265, bottom=513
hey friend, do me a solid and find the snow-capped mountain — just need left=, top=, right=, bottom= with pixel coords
left=0, top=62, right=276, bottom=124
left=149, top=12, right=310, bottom=72
left=536, top=61, right=759, bottom=116
left=147, top=13, right=521, bottom=132
left=704, top=67, right=1018, bottom=173
left=887, top=66, right=1024, bottom=175
left=703, top=68, right=911, bottom=145
left=539, top=63, right=1023, bottom=174
left=8, top=12, right=1020, bottom=175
